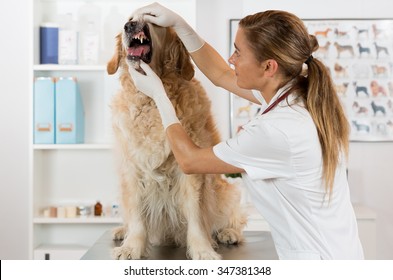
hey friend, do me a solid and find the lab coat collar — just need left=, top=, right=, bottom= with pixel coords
left=252, top=80, right=297, bottom=111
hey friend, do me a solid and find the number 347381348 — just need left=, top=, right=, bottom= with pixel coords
left=217, top=266, right=271, bottom=276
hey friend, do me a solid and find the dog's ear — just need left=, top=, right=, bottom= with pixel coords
left=107, top=33, right=123, bottom=75
left=167, top=31, right=195, bottom=81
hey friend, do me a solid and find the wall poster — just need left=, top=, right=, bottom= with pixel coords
left=229, top=18, right=393, bottom=141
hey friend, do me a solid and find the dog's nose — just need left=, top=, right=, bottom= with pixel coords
left=124, top=21, right=138, bottom=34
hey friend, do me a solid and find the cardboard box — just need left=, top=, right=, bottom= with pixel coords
left=34, top=77, right=55, bottom=144
left=55, top=77, right=85, bottom=144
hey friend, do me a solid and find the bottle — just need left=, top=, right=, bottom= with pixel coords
left=94, top=201, right=102, bottom=216
left=58, top=13, right=78, bottom=65
left=77, top=2, right=101, bottom=64
left=39, top=22, right=59, bottom=64
left=79, top=21, right=99, bottom=65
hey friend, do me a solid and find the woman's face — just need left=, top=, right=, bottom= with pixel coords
left=228, top=27, right=267, bottom=90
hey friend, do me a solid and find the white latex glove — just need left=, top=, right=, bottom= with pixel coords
left=132, top=2, right=204, bottom=52
left=129, top=61, right=180, bottom=129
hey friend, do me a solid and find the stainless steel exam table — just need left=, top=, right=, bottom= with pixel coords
left=81, top=230, right=278, bottom=260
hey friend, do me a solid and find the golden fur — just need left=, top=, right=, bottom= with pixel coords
left=107, top=20, right=246, bottom=260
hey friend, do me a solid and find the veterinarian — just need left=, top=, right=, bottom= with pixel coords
left=129, top=3, right=364, bottom=260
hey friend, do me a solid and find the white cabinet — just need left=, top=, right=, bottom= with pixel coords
left=30, top=69, right=121, bottom=259
left=30, top=0, right=197, bottom=260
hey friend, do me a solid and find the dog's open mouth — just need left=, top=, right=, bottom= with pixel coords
left=125, top=22, right=152, bottom=64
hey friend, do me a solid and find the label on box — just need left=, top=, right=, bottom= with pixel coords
left=59, top=30, right=78, bottom=64
left=34, top=77, right=55, bottom=144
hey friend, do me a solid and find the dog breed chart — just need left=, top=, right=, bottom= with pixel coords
left=305, top=19, right=393, bottom=141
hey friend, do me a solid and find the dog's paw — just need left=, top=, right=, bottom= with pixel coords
left=188, top=249, right=222, bottom=260
left=112, top=245, right=147, bottom=260
left=217, top=228, right=243, bottom=245
left=112, top=226, right=126, bottom=241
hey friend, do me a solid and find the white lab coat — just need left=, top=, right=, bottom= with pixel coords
left=213, top=86, right=364, bottom=260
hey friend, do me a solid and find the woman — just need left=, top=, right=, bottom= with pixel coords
left=129, top=3, right=364, bottom=260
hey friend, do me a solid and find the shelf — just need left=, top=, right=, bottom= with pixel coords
left=33, top=143, right=112, bottom=150
left=33, top=64, right=107, bottom=71
left=30, top=0, right=196, bottom=260
left=34, top=216, right=122, bottom=224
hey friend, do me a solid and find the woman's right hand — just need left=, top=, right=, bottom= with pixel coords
left=132, top=2, right=179, bottom=28
left=132, top=2, right=204, bottom=52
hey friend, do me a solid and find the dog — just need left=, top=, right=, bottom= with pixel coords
left=316, top=41, right=331, bottom=59
left=371, top=101, right=386, bottom=116
left=374, top=42, right=389, bottom=59
left=314, top=28, right=331, bottom=38
left=334, top=28, right=349, bottom=39
left=352, top=101, right=368, bottom=115
left=352, top=120, right=370, bottom=133
left=353, top=26, right=369, bottom=39
left=353, top=82, right=369, bottom=97
left=370, top=80, right=387, bottom=97
left=357, top=43, right=371, bottom=58
left=372, top=24, right=386, bottom=39
left=335, top=82, right=349, bottom=96
left=107, top=18, right=246, bottom=260
left=334, top=42, right=355, bottom=58
left=371, top=65, right=388, bottom=78
left=334, top=63, right=348, bottom=78
left=236, top=102, right=253, bottom=118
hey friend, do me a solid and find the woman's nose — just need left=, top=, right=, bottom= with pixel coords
left=228, top=53, right=235, bottom=65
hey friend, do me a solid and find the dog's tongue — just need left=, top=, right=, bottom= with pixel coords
left=128, top=45, right=150, bottom=57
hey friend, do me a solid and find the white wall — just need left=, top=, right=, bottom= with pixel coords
left=0, top=0, right=392, bottom=259
left=0, top=0, right=30, bottom=259
left=195, top=0, right=243, bottom=138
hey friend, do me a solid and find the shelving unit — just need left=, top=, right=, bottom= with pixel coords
left=29, top=0, right=197, bottom=260
left=29, top=0, right=123, bottom=260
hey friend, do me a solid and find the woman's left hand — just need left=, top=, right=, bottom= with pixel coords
left=128, top=61, right=166, bottom=100
left=128, top=61, right=180, bottom=129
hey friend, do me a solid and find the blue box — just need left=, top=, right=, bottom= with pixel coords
left=34, top=77, right=55, bottom=144
left=40, top=23, right=59, bottom=64
left=55, top=77, right=85, bottom=144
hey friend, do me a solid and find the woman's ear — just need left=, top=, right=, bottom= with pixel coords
left=263, top=59, right=279, bottom=77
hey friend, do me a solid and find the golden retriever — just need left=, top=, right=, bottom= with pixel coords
left=106, top=18, right=246, bottom=260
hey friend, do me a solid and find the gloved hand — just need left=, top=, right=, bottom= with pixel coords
left=132, top=2, right=204, bottom=52
left=128, top=61, right=180, bottom=129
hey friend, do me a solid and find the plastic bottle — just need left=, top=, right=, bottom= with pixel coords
left=58, top=13, right=78, bottom=65
left=79, top=21, right=99, bottom=64
left=78, top=2, right=101, bottom=64
left=39, top=22, right=59, bottom=64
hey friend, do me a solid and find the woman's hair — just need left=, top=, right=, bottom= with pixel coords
left=239, top=11, right=350, bottom=194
